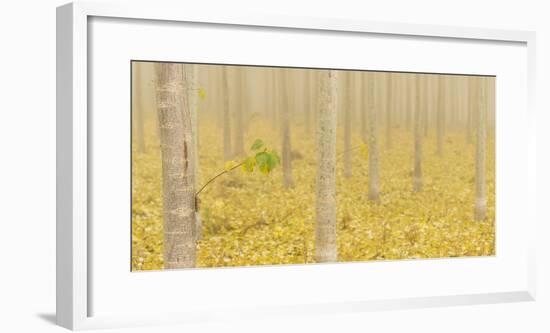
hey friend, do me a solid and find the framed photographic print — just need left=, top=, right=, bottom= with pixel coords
left=57, top=1, right=537, bottom=330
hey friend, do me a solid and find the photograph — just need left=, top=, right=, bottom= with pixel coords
left=131, top=61, right=495, bottom=271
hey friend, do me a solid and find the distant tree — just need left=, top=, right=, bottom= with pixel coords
left=155, top=63, right=196, bottom=269
left=413, top=75, right=423, bottom=192
left=133, top=62, right=146, bottom=153
left=367, top=74, right=380, bottom=201
left=343, top=71, right=353, bottom=178
left=360, top=74, right=368, bottom=143
left=222, top=67, right=232, bottom=161
left=304, top=70, right=312, bottom=134
left=475, top=78, right=487, bottom=221
left=315, top=70, right=338, bottom=263
left=405, top=75, right=412, bottom=131
left=280, top=69, right=295, bottom=188
left=233, top=68, right=245, bottom=157
left=466, top=77, right=475, bottom=144
left=386, top=73, right=393, bottom=149
left=436, top=75, right=445, bottom=155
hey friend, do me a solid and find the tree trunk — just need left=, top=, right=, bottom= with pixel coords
left=315, top=70, right=338, bottom=263
left=304, top=71, right=311, bottom=135
left=233, top=68, right=245, bottom=157
left=155, top=63, right=196, bottom=269
left=386, top=73, right=393, bottom=149
left=222, top=67, right=232, bottom=161
left=271, top=69, right=278, bottom=130
left=475, top=78, right=487, bottom=221
left=343, top=72, right=352, bottom=178
left=280, top=69, right=295, bottom=188
left=360, top=74, right=368, bottom=142
left=436, top=75, right=445, bottom=155
left=405, top=75, right=412, bottom=131
left=466, top=77, right=474, bottom=144
left=367, top=74, right=380, bottom=201
left=184, top=64, right=202, bottom=240
left=413, top=75, right=423, bottom=192
left=133, top=62, right=146, bottom=153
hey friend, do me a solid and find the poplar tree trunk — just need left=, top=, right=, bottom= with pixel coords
left=280, top=69, right=295, bottom=188
left=413, top=75, right=423, bottom=192
left=436, top=75, right=445, bottom=156
left=367, top=74, right=380, bottom=201
left=184, top=64, right=202, bottom=240
left=343, top=72, right=352, bottom=178
left=233, top=68, right=245, bottom=157
left=475, top=78, right=487, bottom=221
left=466, top=77, right=474, bottom=144
left=315, top=70, right=338, bottom=263
left=222, top=67, right=232, bottom=161
left=155, top=63, right=196, bottom=269
left=304, top=71, right=311, bottom=134
left=386, top=74, right=393, bottom=149
left=405, top=75, right=412, bottom=131
left=134, top=62, right=146, bottom=153
left=360, top=74, right=368, bottom=142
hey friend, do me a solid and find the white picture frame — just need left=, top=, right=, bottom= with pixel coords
left=57, top=1, right=537, bottom=330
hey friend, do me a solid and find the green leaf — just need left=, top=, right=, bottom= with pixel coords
left=255, top=151, right=279, bottom=174
left=270, top=150, right=281, bottom=166
left=255, top=152, right=270, bottom=174
left=224, top=160, right=237, bottom=171
left=242, top=156, right=256, bottom=173
left=250, top=139, right=265, bottom=151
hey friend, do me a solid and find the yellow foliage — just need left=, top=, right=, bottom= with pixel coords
left=132, top=115, right=495, bottom=271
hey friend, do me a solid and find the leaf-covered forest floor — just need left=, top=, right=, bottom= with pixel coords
left=132, top=115, right=495, bottom=271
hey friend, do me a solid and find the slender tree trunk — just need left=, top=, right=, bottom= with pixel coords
left=367, top=74, right=380, bottom=201
left=304, top=71, right=311, bottom=134
left=233, top=68, right=245, bottom=157
left=386, top=73, right=393, bottom=149
left=185, top=64, right=202, bottom=240
left=315, top=70, right=338, bottom=263
left=475, top=78, right=487, bottom=221
left=413, top=75, right=423, bottom=192
left=134, top=62, right=146, bottom=153
left=155, top=63, right=196, bottom=269
left=436, top=75, right=445, bottom=155
left=466, top=77, right=474, bottom=144
left=222, top=67, right=232, bottom=161
left=405, top=75, right=412, bottom=131
left=280, top=69, right=295, bottom=188
left=343, top=72, right=352, bottom=178
left=360, top=74, right=368, bottom=142
left=423, top=78, right=429, bottom=138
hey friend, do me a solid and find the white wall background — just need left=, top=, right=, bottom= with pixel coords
left=0, top=0, right=548, bottom=332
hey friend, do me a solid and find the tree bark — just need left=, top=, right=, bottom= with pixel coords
left=386, top=73, right=393, bottom=149
left=475, top=78, right=487, bottom=221
left=405, top=75, right=412, bottom=131
left=436, top=75, right=445, bottom=155
left=360, top=74, right=368, bottom=142
left=222, top=67, right=232, bottom=161
left=304, top=70, right=311, bottom=135
left=343, top=72, right=352, bottom=178
left=367, top=74, right=380, bottom=201
left=133, top=62, right=146, bottom=153
left=233, top=68, right=245, bottom=157
left=413, top=75, right=423, bottom=192
left=315, top=70, right=338, bottom=263
left=155, top=63, right=196, bottom=269
left=184, top=64, right=202, bottom=240
left=280, top=69, right=295, bottom=188
left=466, top=77, right=474, bottom=144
